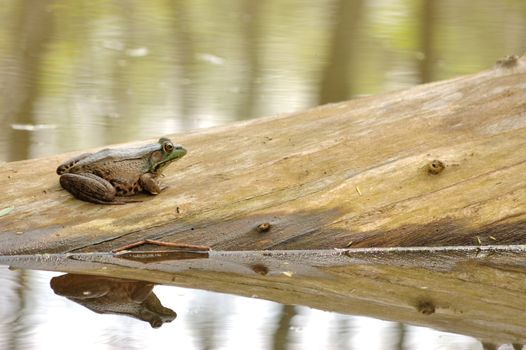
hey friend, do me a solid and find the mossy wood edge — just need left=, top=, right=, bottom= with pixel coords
left=1, top=55, right=526, bottom=255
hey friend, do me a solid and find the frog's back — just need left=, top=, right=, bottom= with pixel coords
left=57, top=144, right=158, bottom=175
left=57, top=147, right=152, bottom=186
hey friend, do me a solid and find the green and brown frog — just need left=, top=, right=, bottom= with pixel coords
left=56, top=137, right=187, bottom=204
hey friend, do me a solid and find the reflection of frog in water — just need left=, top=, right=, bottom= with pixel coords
left=50, top=274, right=176, bottom=328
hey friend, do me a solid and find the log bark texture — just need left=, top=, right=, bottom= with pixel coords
left=1, top=55, right=526, bottom=254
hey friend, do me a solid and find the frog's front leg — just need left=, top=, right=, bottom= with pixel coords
left=59, top=172, right=124, bottom=204
left=139, top=173, right=167, bottom=195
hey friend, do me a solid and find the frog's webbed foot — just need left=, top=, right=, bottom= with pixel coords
left=59, top=173, right=127, bottom=205
left=139, top=173, right=166, bottom=195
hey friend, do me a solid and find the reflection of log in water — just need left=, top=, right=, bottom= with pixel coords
left=50, top=274, right=176, bottom=328
left=4, top=245, right=526, bottom=345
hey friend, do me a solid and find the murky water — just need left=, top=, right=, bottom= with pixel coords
left=1, top=0, right=525, bottom=349
left=0, top=267, right=483, bottom=350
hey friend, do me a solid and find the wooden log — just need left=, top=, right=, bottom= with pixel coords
left=1, top=55, right=526, bottom=254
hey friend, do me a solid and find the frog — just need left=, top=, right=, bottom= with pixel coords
left=56, top=137, right=187, bottom=204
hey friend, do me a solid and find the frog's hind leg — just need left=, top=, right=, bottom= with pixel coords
left=59, top=172, right=125, bottom=205
left=56, top=153, right=93, bottom=175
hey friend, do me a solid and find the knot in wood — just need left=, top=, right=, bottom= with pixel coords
left=427, top=160, right=445, bottom=175
left=256, top=222, right=272, bottom=233
left=417, top=300, right=436, bottom=315
left=251, top=264, right=269, bottom=275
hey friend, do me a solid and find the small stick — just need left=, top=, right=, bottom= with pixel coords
left=112, top=239, right=210, bottom=253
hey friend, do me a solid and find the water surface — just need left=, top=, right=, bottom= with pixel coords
left=0, top=268, right=483, bottom=350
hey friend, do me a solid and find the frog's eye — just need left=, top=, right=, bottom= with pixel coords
left=163, top=142, right=174, bottom=153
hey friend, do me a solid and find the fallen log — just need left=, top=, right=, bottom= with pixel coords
left=1, top=55, right=526, bottom=254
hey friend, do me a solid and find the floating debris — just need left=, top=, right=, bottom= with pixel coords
left=126, top=47, right=149, bottom=57
left=196, top=53, right=224, bottom=65
left=11, top=124, right=56, bottom=131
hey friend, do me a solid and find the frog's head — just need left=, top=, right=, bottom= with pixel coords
left=149, top=137, right=187, bottom=174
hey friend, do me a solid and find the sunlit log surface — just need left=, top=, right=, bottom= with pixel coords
left=1, top=55, right=526, bottom=254
left=2, top=245, right=526, bottom=345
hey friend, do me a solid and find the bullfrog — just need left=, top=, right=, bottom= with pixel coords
left=56, top=137, right=187, bottom=204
